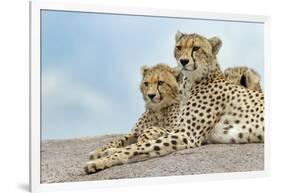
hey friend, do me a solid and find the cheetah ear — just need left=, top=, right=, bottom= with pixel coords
left=209, top=37, right=222, bottom=55
left=140, top=65, right=149, bottom=76
left=244, top=69, right=260, bottom=87
left=175, top=31, right=184, bottom=42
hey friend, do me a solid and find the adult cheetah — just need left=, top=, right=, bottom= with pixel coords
left=84, top=32, right=264, bottom=173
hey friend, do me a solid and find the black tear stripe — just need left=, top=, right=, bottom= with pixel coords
left=191, top=47, right=196, bottom=63
left=191, top=39, right=195, bottom=63
left=157, top=84, right=163, bottom=100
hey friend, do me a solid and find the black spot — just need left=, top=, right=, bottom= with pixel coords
left=154, top=146, right=160, bottom=151
left=156, top=139, right=162, bottom=143
left=183, top=138, right=188, bottom=144
left=223, top=119, right=229, bottom=124
left=163, top=142, right=170, bottom=146
left=171, top=140, right=177, bottom=145
left=238, top=133, right=243, bottom=138
left=124, top=152, right=130, bottom=155
left=171, top=135, right=178, bottom=139
left=257, top=135, right=263, bottom=141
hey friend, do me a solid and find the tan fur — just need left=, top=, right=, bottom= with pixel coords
left=224, top=66, right=262, bottom=92
left=84, top=33, right=264, bottom=174
left=87, top=64, right=180, bottom=162
left=140, top=64, right=179, bottom=111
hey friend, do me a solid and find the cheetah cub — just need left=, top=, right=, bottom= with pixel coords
left=224, top=66, right=262, bottom=92
left=87, top=64, right=180, bottom=162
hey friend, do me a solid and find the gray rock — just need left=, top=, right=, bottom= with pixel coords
left=41, top=134, right=264, bottom=183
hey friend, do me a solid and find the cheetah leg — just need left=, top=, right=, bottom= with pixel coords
left=89, top=133, right=138, bottom=160
left=84, top=131, right=195, bottom=174
left=204, top=114, right=264, bottom=144
left=137, top=126, right=170, bottom=144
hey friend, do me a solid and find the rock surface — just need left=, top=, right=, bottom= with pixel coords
left=41, top=134, right=264, bottom=183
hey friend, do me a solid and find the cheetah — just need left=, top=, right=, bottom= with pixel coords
left=87, top=64, right=181, bottom=161
left=224, top=66, right=262, bottom=92
left=84, top=32, right=264, bottom=173
left=87, top=64, right=261, bottom=160
left=174, top=31, right=264, bottom=144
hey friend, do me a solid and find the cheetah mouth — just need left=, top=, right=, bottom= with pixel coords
left=179, top=63, right=197, bottom=72
left=150, top=99, right=162, bottom=104
left=147, top=97, right=164, bottom=105
left=182, top=66, right=197, bottom=72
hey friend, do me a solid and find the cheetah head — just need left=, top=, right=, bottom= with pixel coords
left=224, top=67, right=262, bottom=92
left=140, top=64, right=180, bottom=111
left=174, top=31, right=222, bottom=79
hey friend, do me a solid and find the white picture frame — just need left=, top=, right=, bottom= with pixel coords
left=30, top=0, right=271, bottom=192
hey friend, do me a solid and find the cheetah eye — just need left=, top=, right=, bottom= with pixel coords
left=176, top=45, right=182, bottom=50
left=158, top=81, right=164, bottom=86
left=143, top=82, right=148, bottom=87
left=193, top=46, right=200, bottom=51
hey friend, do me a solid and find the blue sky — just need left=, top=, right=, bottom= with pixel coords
left=41, top=10, right=264, bottom=139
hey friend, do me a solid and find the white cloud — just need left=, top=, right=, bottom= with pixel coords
left=42, top=69, right=120, bottom=116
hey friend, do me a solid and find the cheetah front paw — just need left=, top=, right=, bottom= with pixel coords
left=84, top=159, right=106, bottom=174
left=88, top=147, right=104, bottom=160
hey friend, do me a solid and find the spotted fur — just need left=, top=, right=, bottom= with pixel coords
left=87, top=64, right=180, bottom=161
left=224, top=66, right=262, bottom=92
left=84, top=32, right=264, bottom=174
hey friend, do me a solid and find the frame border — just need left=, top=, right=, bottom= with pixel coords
left=30, top=0, right=271, bottom=192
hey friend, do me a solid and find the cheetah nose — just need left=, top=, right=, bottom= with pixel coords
left=148, top=94, right=156, bottom=100
left=180, top=59, right=189, bottom=66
